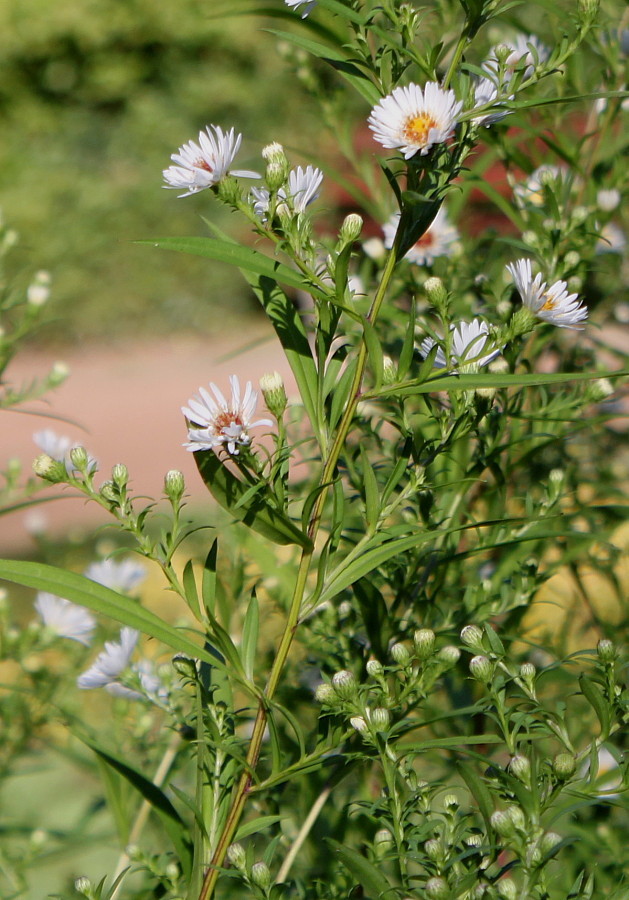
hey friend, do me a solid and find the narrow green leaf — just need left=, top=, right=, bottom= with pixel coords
left=456, top=762, right=494, bottom=834
left=234, top=815, right=284, bottom=842
left=94, top=755, right=129, bottom=844
left=182, top=560, right=203, bottom=623
left=329, top=358, right=358, bottom=431
left=0, top=560, right=214, bottom=663
left=241, top=591, right=259, bottom=683
left=579, top=674, right=610, bottom=738
left=202, top=541, right=218, bottom=620
left=194, top=451, right=312, bottom=550
left=147, top=237, right=326, bottom=297
left=360, top=444, right=380, bottom=532
left=362, top=318, right=384, bottom=391
left=328, top=840, right=395, bottom=899
left=397, top=298, right=416, bottom=380
left=353, top=578, right=392, bottom=662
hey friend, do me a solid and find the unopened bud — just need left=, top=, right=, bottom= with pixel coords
left=597, top=188, right=620, bottom=212
left=27, top=271, right=51, bottom=306
left=460, top=624, right=484, bottom=650
left=49, top=360, right=70, bottom=386
left=369, top=707, right=390, bottom=731
left=413, top=628, right=435, bottom=659
left=552, top=752, right=576, bottom=779
left=469, top=655, right=493, bottom=682
left=390, top=642, right=410, bottom=664
left=260, top=371, right=287, bottom=417
left=497, top=879, right=517, bottom=900
left=332, top=669, right=356, bottom=699
left=69, top=446, right=89, bottom=472
left=438, top=645, right=461, bottom=666
left=32, top=453, right=65, bottom=482
left=490, top=809, right=515, bottom=837
left=172, top=655, right=198, bottom=680
left=339, top=213, right=363, bottom=244
left=261, top=141, right=286, bottom=164
left=216, top=175, right=241, bottom=205
left=509, top=755, right=531, bottom=785
left=266, top=160, right=288, bottom=192
left=227, top=842, right=247, bottom=871
left=589, top=378, right=614, bottom=401
left=366, top=659, right=384, bottom=678
left=424, top=838, right=441, bottom=860
left=382, top=356, right=397, bottom=385
left=314, top=682, right=335, bottom=704
left=519, top=662, right=536, bottom=682
left=350, top=715, right=367, bottom=733
left=165, top=469, right=185, bottom=501
left=74, top=877, right=92, bottom=896
left=425, top=876, right=449, bottom=899
left=374, top=828, right=393, bottom=849
left=540, top=831, right=562, bottom=854
left=112, top=463, right=128, bottom=488
left=506, top=805, right=526, bottom=830
left=443, top=793, right=459, bottom=810
left=424, top=276, right=448, bottom=310
left=597, top=638, right=615, bottom=662
left=250, top=861, right=271, bottom=891
left=99, top=480, right=119, bottom=503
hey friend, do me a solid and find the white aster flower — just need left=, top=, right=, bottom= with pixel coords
left=471, top=76, right=510, bottom=126
left=84, top=558, right=146, bottom=593
left=251, top=165, right=323, bottom=218
left=284, top=0, right=315, bottom=16
left=182, top=375, right=273, bottom=455
left=368, top=82, right=463, bottom=159
left=513, top=165, right=567, bottom=207
left=596, top=188, right=621, bottom=212
left=382, top=207, right=458, bottom=265
left=484, top=34, right=549, bottom=84
left=163, top=125, right=259, bottom=198
left=420, top=319, right=501, bottom=371
left=33, top=429, right=98, bottom=475
left=77, top=627, right=138, bottom=692
left=34, top=592, right=96, bottom=646
left=506, top=258, right=588, bottom=329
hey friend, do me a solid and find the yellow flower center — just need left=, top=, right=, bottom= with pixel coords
left=403, top=113, right=437, bottom=148
left=540, top=293, right=556, bottom=311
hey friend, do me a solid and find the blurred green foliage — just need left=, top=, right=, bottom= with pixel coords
left=0, top=0, right=323, bottom=343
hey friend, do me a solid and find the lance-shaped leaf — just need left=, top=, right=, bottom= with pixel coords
left=194, top=450, right=312, bottom=550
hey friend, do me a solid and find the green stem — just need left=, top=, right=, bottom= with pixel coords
left=197, top=247, right=399, bottom=900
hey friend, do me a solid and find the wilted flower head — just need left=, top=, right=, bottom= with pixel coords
left=34, top=592, right=96, bottom=646
left=84, top=558, right=146, bottom=593
left=251, top=165, right=323, bottom=219
left=163, top=125, right=259, bottom=198
left=182, top=375, right=272, bottom=455
left=420, top=319, right=501, bottom=371
left=383, top=207, right=458, bottom=265
left=368, top=82, right=463, bottom=158
left=284, top=0, right=315, bottom=16
left=506, top=258, right=588, bottom=328
left=33, top=429, right=98, bottom=476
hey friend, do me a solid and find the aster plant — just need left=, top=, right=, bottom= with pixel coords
left=2, top=0, right=629, bottom=899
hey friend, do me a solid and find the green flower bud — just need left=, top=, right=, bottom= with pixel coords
left=460, top=624, right=484, bottom=651
left=112, top=463, right=128, bottom=488
left=165, top=469, right=185, bottom=501
left=553, top=752, right=576, bottom=779
left=413, top=628, right=435, bottom=659
left=261, top=142, right=286, bottom=165
left=172, top=655, right=198, bottom=680
left=369, top=707, right=391, bottom=731
left=32, top=453, right=66, bottom=483
left=425, top=876, right=449, bottom=899
left=216, top=175, right=241, bottom=205
left=390, top=642, right=410, bottom=664
left=597, top=639, right=616, bottom=662
left=497, top=878, right=517, bottom=900
left=366, top=659, right=384, bottom=678
left=332, top=669, right=356, bottom=699
left=69, top=446, right=89, bottom=472
left=260, top=371, right=287, bottom=417
left=519, top=662, right=536, bottom=682
left=250, top=861, right=271, bottom=891
left=27, top=271, right=51, bottom=307
left=469, top=655, right=493, bottom=682
left=74, top=877, right=92, bottom=897
left=314, top=682, right=336, bottom=704
left=374, top=828, right=394, bottom=850
left=509, top=755, right=531, bottom=785
left=424, top=276, right=448, bottom=311
left=589, top=378, right=614, bottom=401
left=438, top=645, right=461, bottom=666
left=465, top=833, right=483, bottom=848
left=99, top=480, right=119, bottom=504
left=350, top=715, right=367, bottom=733
left=443, top=793, right=459, bottom=810
left=339, top=213, right=363, bottom=245
left=165, top=862, right=179, bottom=880
left=490, top=809, right=515, bottom=837
left=227, top=842, right=247, bottom=871
left=424, top=838, right=441, bottom=861
left=540, top=831, right=562, bottom=855
left=506, top=805, right=526, bottom=831
left=382, top=356, right=397, bottom=385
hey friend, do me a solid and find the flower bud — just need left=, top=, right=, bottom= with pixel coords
left=506, top=805, right=526, bottom=831
left=374, top=828, right=394, bottom=850
left=490, top=809, right=515, bottom=837
left=469, top=655, right=492, bottom=682
left=366, top=659, right=384, bottom=678
left=443, top=793, right=459, bottom=810
left=227, top=842, right=247, bottom=871
left=112, top=463, right=128, bottom=488
left=597, top=188, right=620, bottom=212
left=314, top=682, right=335, bottom=704
left=172, top=655, right=198, bottom=680
left=260, top=371, right=287, bottom=417
left=382, top=356, right=397, bottom=385
left=425, top=876, right=449, bottom=899
left=540, top=831, right=562, bottom=854
left=465, top=833, right=483, bottom=848
left=497, top=879, right=517, bottom=900
left=216, top=175, right=241, bottom=205
left=423, top=276, right=448, bottom=310
left=27, top=270, right=51, bottom=306
left=589, top=378, right=614, bottom=401
left=424, top=838, right=442, bottom=860
left=369, top=707, right=390, bottom=731
left=163, top=469, right=185, bottom=501
left=460, top=625, right=484, bottom=651
left=552, top=752, right=576, bottom=779
left=49, top=360, right=70, bottom=386
left=69, top=445, right=89, bottom=472
left=350, top=715, right=367, bottom=733
left=32, top=453, right=66, bottom=483
left=519, top=662, right=536, bottom=682
left=165, top=862, right=179, bottom=880
left=332, top=669, right=356, bottom=699
left=597, top=638, right=615, bottom=662
left=339, top=213, right=363, bottom=245
left=438, top=645, right=461, bottom=666
left=509, top=755, right=531, bottom=785
left=250, top=861, right=271, bottom=891
left=390, top=642, right=410, bottom=664
left=99, top=480, right=119, bottom=503
left=74, top=877, right=92, bottom=897
left=413, top=628, right=435, bottom=659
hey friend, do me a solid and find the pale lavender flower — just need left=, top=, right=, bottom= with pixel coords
left=34, top=592, right=96, bottom=646
left=368, top=82, right=463, bottom=158
left=506, top=258, right=588, bottom=328
left=382, top=207, right=458, bottom=265
left=182, top=375, right=272, bottom=455
left=420, top=319, right=501, bottom=371
left=284, top=0, right=316, bottom=16
left=163, top=125, right=260, bottom=198
left=471, top=77, right=510, bottom=126
left=84, top=558, right=146, bottom=593
left=77, top=627, right=138, bottom=692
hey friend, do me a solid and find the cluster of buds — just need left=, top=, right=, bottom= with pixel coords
left=227, top=843, right=273, bottom=896
left=315, top=669, right=393, bottom=742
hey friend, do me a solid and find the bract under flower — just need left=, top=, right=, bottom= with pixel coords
left=368, top=82, right=462, bottom=158
left=163, top=125, right=260, bottom=198
left=182, top=375, right=272, bottom=455
left=506, top=258, right=588, bottom=328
